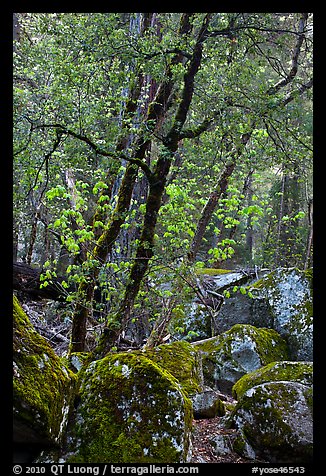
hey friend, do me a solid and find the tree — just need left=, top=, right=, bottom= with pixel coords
left=13, top=12, right=313, bottom=355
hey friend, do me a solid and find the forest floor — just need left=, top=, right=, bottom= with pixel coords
left=190, top=414, right=257, bottom=463
left=191, top=417, right=241, bottom=463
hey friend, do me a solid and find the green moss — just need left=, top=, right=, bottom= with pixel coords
left=140, top=340, right=202, bottom=395
left=233, top=361, right=313, bottom=400
left=195, top=324, right=288, bottom=363
left=65, top=352, right=193, bottom=463
left=13, top=295, right=76, bottom=443
left=193, top=324, right=288, bottom=393
left=232, top=382, right=313, bottom=463
left=195, top=268, right=233, bottom=276
left=232, top=432, right=247, bottom=455
left=209, top=398, right=225, bottom=417
left=65, top=352, right=92, bottom=373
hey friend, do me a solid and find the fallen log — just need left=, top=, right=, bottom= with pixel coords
left=13, top=262, right=71, bottom=301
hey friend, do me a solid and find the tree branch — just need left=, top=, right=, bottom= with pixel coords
left=179, top=117, right=213, bottom=140
left=143, top=47, right=192, bottom=61
left=26, top=130, right=62, bottom=198
left=280, top=78, right=313, bottom=106
left=164, top=13, right=212, bottom=151
left=208, top=24, right=308, bottom=39
left=267, top=13, right=308, bottom=96
left=32, top=123, right=154, bottom=180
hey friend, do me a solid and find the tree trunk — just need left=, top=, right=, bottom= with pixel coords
left=26, top=207, right=40, bottom=265
left=13, top=221, right=19, bottom=262
left=188, top=131, right=252, bottom=264
left=245, top=171, right=254, bottom=265
left=275, top=172, right=286, bottom=267
left=70, top=280, right=95, bottom=352
left=69, top=159, right=141, bottom=353
left=95, top=155, right=173, bottom=356
left=69, top=13, right=159, bottom=353
left=187, top=160, right=237, bottom=263
left=304, top=198, right=313, bottom=270
left=94, top=14, right=210, bottom=356
left=222, top=168, right=254, bottom=263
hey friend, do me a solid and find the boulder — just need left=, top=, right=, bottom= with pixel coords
left=47, top=352, right=193, bottom=463
left=190, top=387, right=225, bottom=419
left=209, top=433, right=235, bottom=456
left=141, top=340, right=203, bottom=395
left=232, top=360, right=313, bottom=400
left=142, top=341, right=226, bottom=420
left=250, top=268, right=313, bottom=360
left=230, top=381, right=313, bottom=463
left=210, top=268, right=312, bottom=361
left=193, top=324, right=288, bottom=394
left=215, top=292, right=273, bottom=334
left=13, top=295, right=76, bottom=446
left=172, top=269, right=259, bottom=341
left=209, top=432, right=256, bottom=460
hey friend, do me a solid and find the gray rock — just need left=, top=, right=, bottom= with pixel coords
left=190, top=387, right=225, bottom=419
left=193, top=324, right=288, bottom=394
left=252, top=268, right=313, bottom=360
left=209, top=434, right=234, bottom=456
left=231, top=381, right=313, bottom=463
left=209, top=432, right=256, bottom=460
left=215, top=268, right=313, bottom=361
left=172, top=270, right=259, bottom=341
left=216, top=293, right=273, bottom=334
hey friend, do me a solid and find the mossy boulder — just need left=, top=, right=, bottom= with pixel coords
left=193, top=324, right=288, bottom=394
left=141, top=341, right=227, bottom=419
left=55, top=352, right=193, bottom=463
left=230, top=381, right=313, bottom=463
left=141, top=340, right=203, bottom=395
left=13, top=295, right=76, bottom=445
left=251, top=268, right=313, bottom=360
left=232, top=361, right=313, bottom=400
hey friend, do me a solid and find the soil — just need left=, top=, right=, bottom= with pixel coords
left=190, top=416, right=245, bottom=463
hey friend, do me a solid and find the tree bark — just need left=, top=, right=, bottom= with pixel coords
left=187, top=160, right=237, bottom=263
left=69, top=14, right=159, bottom=353
left=94, top=14, right=211, bottom=356
left=304, top=198, right=313, bottom=270
left=275, top=172, right=286, bottom=267
left=244, top=170, right=254, bottom=264
left=26, top=207, right=40, bottom=265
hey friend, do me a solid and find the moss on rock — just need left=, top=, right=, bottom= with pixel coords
left=250, top=268, right=313, bottom=360
left=231, top=381, right=313, bottom=463
left=195, top=268, right=232, bottom=276
left=66, top=352, right=92, bottom=373
left=13, top=295, right=76, bottom=444
left=233, top=361, right=313, bottom=400
left=193, top=324, right=288, bottom=394
left=140, top=340, right=203, bottom=395
left=60, top=352, right=193, bottom=463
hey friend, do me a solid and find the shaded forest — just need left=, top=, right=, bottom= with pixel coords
left=13, top=12, right=313, bottom=357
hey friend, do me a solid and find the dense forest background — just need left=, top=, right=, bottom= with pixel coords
left=13, top=13, right=313, bottom=357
